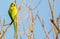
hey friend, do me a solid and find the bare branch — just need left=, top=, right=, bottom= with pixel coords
left=48, top=0, right=54, bottom=20
left=1, top=23, right=12, bottom=39
left=32, top=0, right=41, bottom=10
left=48, top=0, right=59, bottom=34
left=37, top=14, right=50, bottom=39
left=17, top=0, right=25, bottom=13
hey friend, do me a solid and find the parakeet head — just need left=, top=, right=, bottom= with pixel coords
left=10, top=2, right=16, bottom=7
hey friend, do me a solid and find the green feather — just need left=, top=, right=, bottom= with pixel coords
left=8, top=2, right=18, bottom=39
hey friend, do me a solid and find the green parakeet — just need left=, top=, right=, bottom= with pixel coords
left=8, top=2, right=18, bottom=39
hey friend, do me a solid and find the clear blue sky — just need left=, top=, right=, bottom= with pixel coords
left=0, top=0, right=60, bottom=39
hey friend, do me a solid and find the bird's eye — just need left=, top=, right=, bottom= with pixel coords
left=14, top=4, right=15, bottom=6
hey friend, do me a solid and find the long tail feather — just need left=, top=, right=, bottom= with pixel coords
left=14, top=20, right=18, bottom=39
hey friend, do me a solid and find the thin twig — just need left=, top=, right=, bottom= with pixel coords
left=32, top=0, right=41, bottom=10
left=37, top=14, right=50, bottom=39
left=1, top=23, right=12, bottom=39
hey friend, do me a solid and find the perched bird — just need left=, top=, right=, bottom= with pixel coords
left=8, top=2, right=18, bottom=39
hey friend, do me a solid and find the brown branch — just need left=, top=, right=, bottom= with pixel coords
left=48, top=26, right=53, bottom=34
left=0, top=20, right=13, bottom=39
left=28, top=34, right=32, bottom=39
left=32, top=0, right=41, bottom=10
left=37, top=14, right=50, bottom=39
left=41, top=20, right=50, bottom=39
left=1, top=23, right=12, bottom=39
left=51, top=19, right=59, bottom=31
left=48, top=0, right=54, bottom=20
left=17, top=0, right=24, bottom=13
left=56, top=33, right=58, bottom=39
left=2, top=19, right=6, bottom=39
left=48, top=0, right=59, bottom=39
left=54, top=26, right=58, bottom=39
left=18, top=5, right=22, bottom=13
left=48, top=0, right=59, bottom=34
